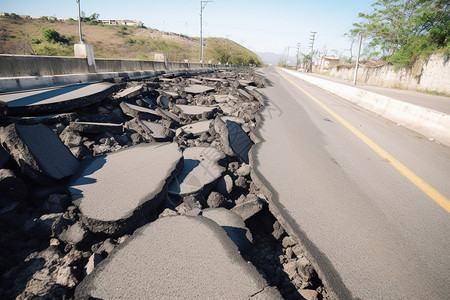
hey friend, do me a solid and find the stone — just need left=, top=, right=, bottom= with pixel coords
left=84, top=253, right=104, bottom=276
left=272, top=221, right=286, bottom=240
left=231, top=195, right=266, bottom=220
left=206, top=191, right=226, bottom=208
left=58, top=222, right=88, bottom=247
left=75, top=215, right=280, bottom=299
left=114, top=84, right=145, bottom=99
left=236, top=163, right=251, bottom=177
left=283, top=261, right=298, bottom=279
left=282, top=236, right=296, bottom=248
left=226, top=120, right=253, bottom=164
left=69, top=121, right=123, bottom=134
left=298, top=289, right=319, bottom=300
left=0, top=123, right=80, bottom=184
left=215, top=174, right=234, bottom=195
left=120, top=102, right=161, bottom=121
left=202, top=208, right=253, bottom=253
left=168, top=147, right=226, bottom=196
left=234, top=176, right=248, bottom=189
left=157, top=95, right=170, bottom=109
left=296, top=256, right=315, bottom=281
left=0, top=168, right=28, bottom=204
left=70, top=143, right=182, bottom=235
left=184, top=84, right=215, bottom=94
left=59, top=127, right=83, bottom=148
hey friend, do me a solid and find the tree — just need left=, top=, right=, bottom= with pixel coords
left=350, top=0, right=449, bottom=67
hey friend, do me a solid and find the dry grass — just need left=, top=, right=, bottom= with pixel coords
left=0, top=17, right=260, bottom=65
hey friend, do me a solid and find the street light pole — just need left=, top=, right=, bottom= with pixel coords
left=76, top=0, right=83, bottom=44
left=200, top=1, right=213, bottom=63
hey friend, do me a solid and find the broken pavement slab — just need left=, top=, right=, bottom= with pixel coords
left=141, top=120, right=171, bottom=140
left=69, top=122, right=123, bottom=134
left=202, top=208, right=253, bottom=253
left=161, top=91, right=179, bottom=99
left=120, top=102, right=161, bottom=121
left=0, top=123, right=80, bottom=184
left=184, top=84, right=215, bottom=94
left=155, top=107, right=181, bottom=124
left=175, top=104, right=218, bottom=118
left=168, top=146, right=225, bottom=196
left=113, top=84, right=145, bottom=100
left=180, top=120, right=212, bottom=135
left=227, top=119, right=253, bottom=164
left=0, top=82, right=118, bottom=116
left=70, top=143, right=182, bottom=235
left=75, top=215, right=282, bottom=299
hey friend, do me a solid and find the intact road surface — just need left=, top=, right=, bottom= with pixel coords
left=253, top=68, right=450, bottom=299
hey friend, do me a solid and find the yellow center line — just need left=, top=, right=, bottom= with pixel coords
left=278, top=69, right=450, bottom=213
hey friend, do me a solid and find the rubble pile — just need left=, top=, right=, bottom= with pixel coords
left=0, top=69, right=328, bottom=299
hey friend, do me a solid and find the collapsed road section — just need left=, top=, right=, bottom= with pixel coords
left=0, top=69, right=329, bottom=299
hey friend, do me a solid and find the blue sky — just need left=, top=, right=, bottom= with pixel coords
left=1, top=0, right=375, bottom=56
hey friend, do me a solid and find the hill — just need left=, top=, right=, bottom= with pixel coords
left=0, top=14, right=261, bottom=66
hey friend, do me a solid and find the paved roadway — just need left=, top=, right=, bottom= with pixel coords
left=253, top=68, right=450, bottom=299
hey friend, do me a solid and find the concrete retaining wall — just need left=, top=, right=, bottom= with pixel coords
left=328, top=53, right=450, bottom=94
left=281, top=68, right=450, bottom=148
left=0, top=54, right=234, bottom=77
left=0, top=55, right=90, bottom=77
left=96, top=59, right=167, bottom=73
left=0, top=54, right=237, bottom=92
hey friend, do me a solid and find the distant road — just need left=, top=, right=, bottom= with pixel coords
left=254, top=68, right=450, bottom=299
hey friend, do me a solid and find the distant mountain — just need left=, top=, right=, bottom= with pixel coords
left=254, top=51, right=297, bottom=67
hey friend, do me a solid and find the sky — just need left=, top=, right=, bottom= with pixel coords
left=1, top=0, right=376, bottom=57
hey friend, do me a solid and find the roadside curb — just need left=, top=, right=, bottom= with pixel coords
left=280, top=68, right=450, bottom=148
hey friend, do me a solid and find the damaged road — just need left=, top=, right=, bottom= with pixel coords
left=0, top=68, right=329, bottom=300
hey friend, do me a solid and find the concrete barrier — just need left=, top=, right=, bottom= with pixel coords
left=0, top=55, right=89, bottom=77
left=0, top=54, right=241, bottom=92
left=96, top=59, right=166, bottom=73
left=280, top=68, right=450, bottom=148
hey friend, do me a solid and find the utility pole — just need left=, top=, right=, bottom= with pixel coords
left=353, top=33, right=363, bottom=85
left=76, top=0, right=83, bottom=43
left=309, top=32, right=317, bottom=72
left=296, top=42, right=301, bottom=69
left=200, top=1, right=213, bottom=63
left=286, top=47, right=290, bottom=67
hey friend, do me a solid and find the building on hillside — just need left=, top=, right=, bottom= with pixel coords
left=317, top=56, right=340, bottom=72
left=100, top=19, right=143, bottom=27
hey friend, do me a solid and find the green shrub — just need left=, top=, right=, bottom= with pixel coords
left=32, top=42, right=73, bottom=56
left=42, top=28, right=74, bottom=45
